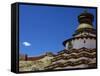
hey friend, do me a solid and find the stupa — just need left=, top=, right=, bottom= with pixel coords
left=45, top=9, right=97, bottom=70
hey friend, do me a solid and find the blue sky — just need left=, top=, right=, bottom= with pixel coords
left=19, top=4, right=96, bottom=56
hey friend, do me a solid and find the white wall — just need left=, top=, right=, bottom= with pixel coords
left=0, top=0, right=99, bottom=76
left=65, top=38, right=96, bottom=49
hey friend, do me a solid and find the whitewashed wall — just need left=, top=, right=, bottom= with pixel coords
left=65, top=38, right=96, bottom=50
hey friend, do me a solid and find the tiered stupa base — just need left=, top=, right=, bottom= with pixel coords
left=45, top=47, right=96, bottom=70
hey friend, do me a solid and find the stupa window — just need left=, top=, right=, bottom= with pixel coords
left=68, top=41, right=73, bottom=50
